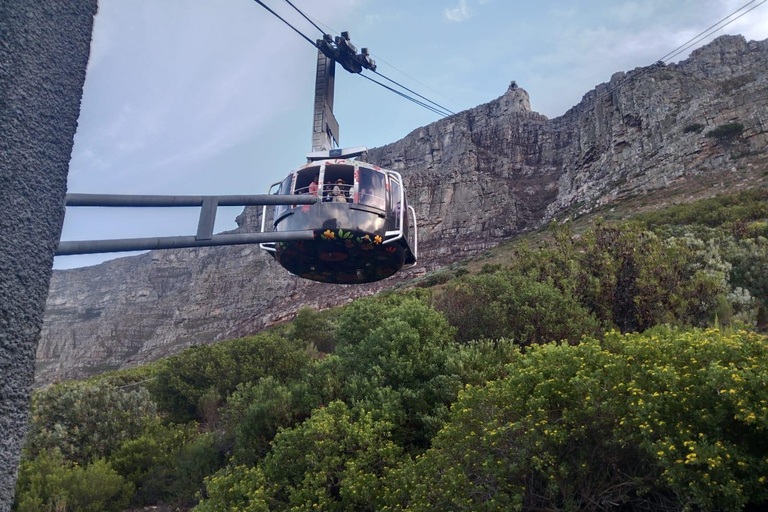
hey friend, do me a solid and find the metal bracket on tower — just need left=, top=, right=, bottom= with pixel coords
left=311, top=32, right=376, bottom=154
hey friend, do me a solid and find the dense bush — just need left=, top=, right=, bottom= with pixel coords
left=149, top=332, right=312, bottom=423
left=683, top=123, right=705, bottom=134
left=14, top=450, right=133, bottom=512
left=110, top=423, right=226, bottom=506
left=334, top=296, right=459, bottom=449
left=507, top=222, right=729, bottom=332
left=26, top=381, right=158, bottom=464
left=288, top=307, right=338, bottom=353
left=221, top=377, right=314, bottom=466
left=397, top=328, right=768, bottom=511
left=707, top=122, right=744, bottom=141
left=197, top=401, right=406, bottom=512
left=434, top=271, right=601, bottom=345
left=638, top=189, right=768, bottom=230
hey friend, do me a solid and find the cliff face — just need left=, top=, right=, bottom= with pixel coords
left=39, top=35, right=768, bottom=384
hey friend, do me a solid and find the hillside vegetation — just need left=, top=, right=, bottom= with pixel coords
left=14, top=189, right=768, bottom=511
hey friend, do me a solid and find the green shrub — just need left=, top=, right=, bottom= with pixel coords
left=288, top=307, right=337, bottom=353
left=417, top=269, right=453, bottom=288
left=221, top=377, right=314, bottom=465
left=707, top=122, right=744, bottom=141
left=197, top=402, right=406, bottom=512
left=26, top=381, right=158, bottom=464
left=14, top=450, right=133, bottom=512
left=509, top=223, right=729, bottom=332
left=638, top=189, right=768, bottom=230
left=111, top=423, right=225, bottom=506
left=398, top=328, right=768, bottom=511
left=335, top=297, right=459, bottom=449
left=683, top=123, right=705, bottom=134
left=434, top=271, right=601, bottom=345
left=149, top=332, right=311, bottom=423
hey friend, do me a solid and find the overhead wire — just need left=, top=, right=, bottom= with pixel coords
left=281, top=0, right=326, bottom=37
left=659, top=0, right=764, bottom=63
left=594, top=0, right=767, bottom=104
left=266, top=0, right=456, bottom=117
left=303, top=12, right=462, bottom=111
left=250, top=0, right=317, bottom=47
left=370, top=70, right=456, bottom=115
left=359, top=74, right=452, bottom=116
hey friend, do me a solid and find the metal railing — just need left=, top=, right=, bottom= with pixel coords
left=56, top=193, right=317, bottom=256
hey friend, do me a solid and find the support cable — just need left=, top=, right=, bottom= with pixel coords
left=372, top=70, right=456, bottom=115
left=660, top=0, right=766, bottom=64
left=251, top=0, right=318, bottom=48
left=594, top=0, right=766, bottom=104
left=303, top=11, right=461, bottom=112
left=282, top=0, right=326, bottom=36
left=359, top=74, right=452, bottom=116
left=251, top=0, right=454, bottom=117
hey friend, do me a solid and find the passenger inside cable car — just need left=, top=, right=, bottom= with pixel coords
left=261, top=159, right=417, bottom=284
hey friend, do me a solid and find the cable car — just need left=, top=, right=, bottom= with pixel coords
left=260, top=152, right=418, bottom=284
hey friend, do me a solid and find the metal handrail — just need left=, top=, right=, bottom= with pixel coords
left=57, top=193, right=315, bottom=256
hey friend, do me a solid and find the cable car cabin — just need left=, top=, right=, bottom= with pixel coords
left=260, top=159, right=418, bottom=284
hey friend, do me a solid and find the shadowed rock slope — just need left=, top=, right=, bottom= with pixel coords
left=39, top=35, right=768, bottom=384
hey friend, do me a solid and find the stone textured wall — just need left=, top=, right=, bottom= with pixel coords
left=0, top=2, right=96, bottom=509
left=39, top=35, right=768, bottom=387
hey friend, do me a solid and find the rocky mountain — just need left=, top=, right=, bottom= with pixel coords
left=38, top=35, right=768, bottom=384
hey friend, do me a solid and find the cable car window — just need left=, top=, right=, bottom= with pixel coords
left=274, top=173, right=294, bottom=218
left=357, top=168, right=386, bottom=210
left=294, top=167, right=321, bottom=196
left=389, top=178, right=402, bottom=228
left=322, top=164, right=354, bottom=203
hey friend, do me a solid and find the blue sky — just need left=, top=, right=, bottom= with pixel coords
left=56, top=0, right=768, bottom=269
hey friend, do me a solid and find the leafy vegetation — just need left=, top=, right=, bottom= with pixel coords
left=706, top=122, right=745, bottom=141
left=683, top=123, right=705, bottom=134
left=14, top=189, right=768, bottom=511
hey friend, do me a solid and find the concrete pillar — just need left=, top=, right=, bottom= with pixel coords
left=0, top=2, right=96, bottom=509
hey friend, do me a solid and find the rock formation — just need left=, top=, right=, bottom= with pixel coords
left=38, top=35, right=768, bottom=384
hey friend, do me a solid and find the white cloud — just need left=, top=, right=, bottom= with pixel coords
left=444, top=0, right=473, bottom=22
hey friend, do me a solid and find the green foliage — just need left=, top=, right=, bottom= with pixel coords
left=706, top=122, right=744, bottom=141
left=637, top=189, right=768, bottom=230
left=27, top=381, right=157, bottom=464
left=221, top=377, right=314, bottom=466
left=444, top=339, right=521, bottom=387
left=288, top=307, right=337, bottom=353
left=416, top=268, right=454, bottom=288
left=110, top=423, right=226, bottom=506
left=149, top=332, right=312, bottom=423
left=507, top=222, right=729, bottom=332
left=683, top=123, right=705, bottom=134
left=724, top=235, right=768, bottom=328
left=14, top=450, right=133, bottom=512
left=335, top=296, right=459, bottom=449
left=194, top=465, right=270, bottom=512
left=198, top=401, right=407, bottom=512
left=397, top=329, right=768, bottom=511
left=434, top=271, right=601, bottom=345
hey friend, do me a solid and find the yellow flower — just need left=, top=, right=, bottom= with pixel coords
left=374, top=235, right=383, bottom=244
left=323, top=229, right=335, bottom=239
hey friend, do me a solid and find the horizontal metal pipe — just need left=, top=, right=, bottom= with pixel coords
left=56, top=231, right=315, bottom=256
left=64, top=193, right=317, bottom=207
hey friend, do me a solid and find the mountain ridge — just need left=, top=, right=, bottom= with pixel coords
left=38, top=34, right=768, bottom=384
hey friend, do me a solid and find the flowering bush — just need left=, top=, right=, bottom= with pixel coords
left=399, top=328, right=768, bottom=511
